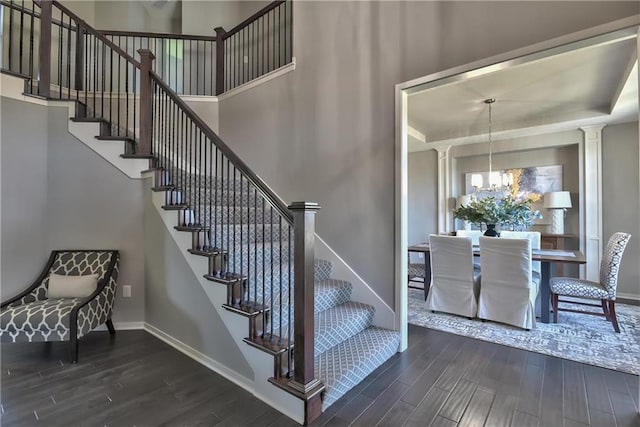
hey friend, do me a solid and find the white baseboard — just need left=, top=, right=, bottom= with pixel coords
left=93, top=321, right=145, bottom=331
left=90, top=320, right=301, bottom=422
left=143, top=322, right=254, bottom=390
left=617, top=292, right=640, bottom=301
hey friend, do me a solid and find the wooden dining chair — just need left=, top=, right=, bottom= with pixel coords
left=426, top=235, right=480, bottom=318
left=478, top=237, right=538, bottom=330
left=550, top=232, right=631, bottom=332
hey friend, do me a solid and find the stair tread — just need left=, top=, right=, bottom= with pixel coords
left=315, top=327, right=401, bottom=410
left=95, top=135, right=135, bottom=142
left=71, top=116, right=108, bottom=123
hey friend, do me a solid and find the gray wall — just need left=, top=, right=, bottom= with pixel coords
left=602, top=121, right=640, bottom=299
left=60, top=1, right=182, bottom=33
left=144, top=191, right=252, bottom=378
left=1, top=99, right=50, bottom=295
left=219, top=1, right=640, bottom=306
left=408, top=150, right=438, bottom=246
left=0, top=97, right=146, bottom=323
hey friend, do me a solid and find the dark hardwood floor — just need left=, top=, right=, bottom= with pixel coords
left=1, top=325, right=638, bottom=426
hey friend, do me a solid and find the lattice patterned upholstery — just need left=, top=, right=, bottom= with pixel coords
left=1, top=251, right=119, bottom=354
left=408, top=263, right=425, bottom=278
left=549, top=278, right=608, bottom=299
left=550, top=232, right=631, bottom=300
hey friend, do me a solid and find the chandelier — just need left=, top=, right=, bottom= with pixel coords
left=471, top=99, right=513, bottom=192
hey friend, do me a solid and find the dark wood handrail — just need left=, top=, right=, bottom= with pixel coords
left=48, top=0, right=141, bottom=69
left=0, top=0, right=39, bottom=16
left=0, top=0, right=78, bottom=32
left=224, top=0, right=285, bottom=38
left=149, top=72, right=294, bottom=225
left=99, top=29, right=217, bottom=42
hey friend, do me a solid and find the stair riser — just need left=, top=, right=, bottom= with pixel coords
left=180, top=207, right=282, bottom=226
left=159, top=187, right=263, bottom=207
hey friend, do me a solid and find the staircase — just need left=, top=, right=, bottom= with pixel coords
left=0, top=0, right=400, bottom=423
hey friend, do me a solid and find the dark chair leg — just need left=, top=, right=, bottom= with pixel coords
left=552, top=292, right=559, bottom=323
left=608, top=300, right=620, bottom=333
left=70, top=335, right=78, bottom=364
left=601, top=299, right=610, bottom=321
left=106, top=319, right=116, bottom=335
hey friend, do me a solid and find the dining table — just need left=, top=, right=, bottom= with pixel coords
left=407, top=243, right=586, bottom=323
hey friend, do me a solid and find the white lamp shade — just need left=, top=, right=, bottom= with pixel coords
left=471, top=174, right=483, bottom=188
left=543, top=191, right=572, bottom=209
left=457, top=194, right=473, bottom=208
left=489, top=172, right=502, bottom=187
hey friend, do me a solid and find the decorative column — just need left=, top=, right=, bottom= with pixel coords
left=436, top=145, right=452, bottom=234
left=581, top=125, right=605, bottom=281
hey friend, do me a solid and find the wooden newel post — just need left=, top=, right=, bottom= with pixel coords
left=288, top=202, right=324, bottom=421
left=74, top=24, right=85, bottom=91
left=214, top=27, right=226, bottom=96
left=137, top=49, right=155, bottom=156
left=38, top=0, right=52, bottom=97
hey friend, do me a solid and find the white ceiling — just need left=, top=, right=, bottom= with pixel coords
left=407, top=36, right=638, bottom=152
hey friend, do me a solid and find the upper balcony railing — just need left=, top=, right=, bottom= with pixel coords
left=1, top=0, right=292, bottom=97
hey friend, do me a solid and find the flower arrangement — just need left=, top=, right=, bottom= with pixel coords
left=453, top=194, right=541, bottom=232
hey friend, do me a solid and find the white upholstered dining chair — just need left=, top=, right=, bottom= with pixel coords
left=478, top=237, right=539, bottom=330
left=499, top=231, right=541, bottom=279
left=426, top=235, right=480, bottom=318
left=550, top=232, right=631, bottom=333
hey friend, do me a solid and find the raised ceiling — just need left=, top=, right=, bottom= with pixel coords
left=408, top=36, right=638, bottom=151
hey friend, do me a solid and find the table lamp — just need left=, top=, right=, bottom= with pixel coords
left=543, top=191, right=572, bottom=234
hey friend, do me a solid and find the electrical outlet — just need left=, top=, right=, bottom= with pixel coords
left=243, top=55, right=249, bottom=64
left=122, top=285, right=132, bottom=298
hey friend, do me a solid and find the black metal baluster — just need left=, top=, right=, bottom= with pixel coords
left=269, top=206, right=273, bottom=340
left=132, top=67, right=136, bottom=142
left=198, top=127, right=203, bottom=228
left=195, top=40, right=200, bottom=95
left=109, top=48, right=113, bottom=127
left=117, top=51, right=121, bottom=136
left=254, top=187, right=258, bottom=314
left=28, top=1, right=34, bottom=79
left=8, top=0, right=13, bottom=71
left=233, top=167, right=237, bottom=299
left=92, top=35, right=96, bottom=115
left=66, top=15, right=71, bottom=95
left=101, top=39, right=105, bottom=116
left=261, top=196, right=266, bottom=338
left=278, top=215, right=282, bottom=344
left=226, top=157, right=230, bottom=273
left=58, top=10, right=62, bottom=97
left=214, top=146, right=219, bottom=251
left=287, top=222, right=292, bottom=375
left=18, top=0, right=24, bottom=74
left=84, top=33, right=88, bottom=109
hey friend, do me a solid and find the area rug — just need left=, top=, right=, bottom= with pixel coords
left=408, top=289, right=640, bottom=375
